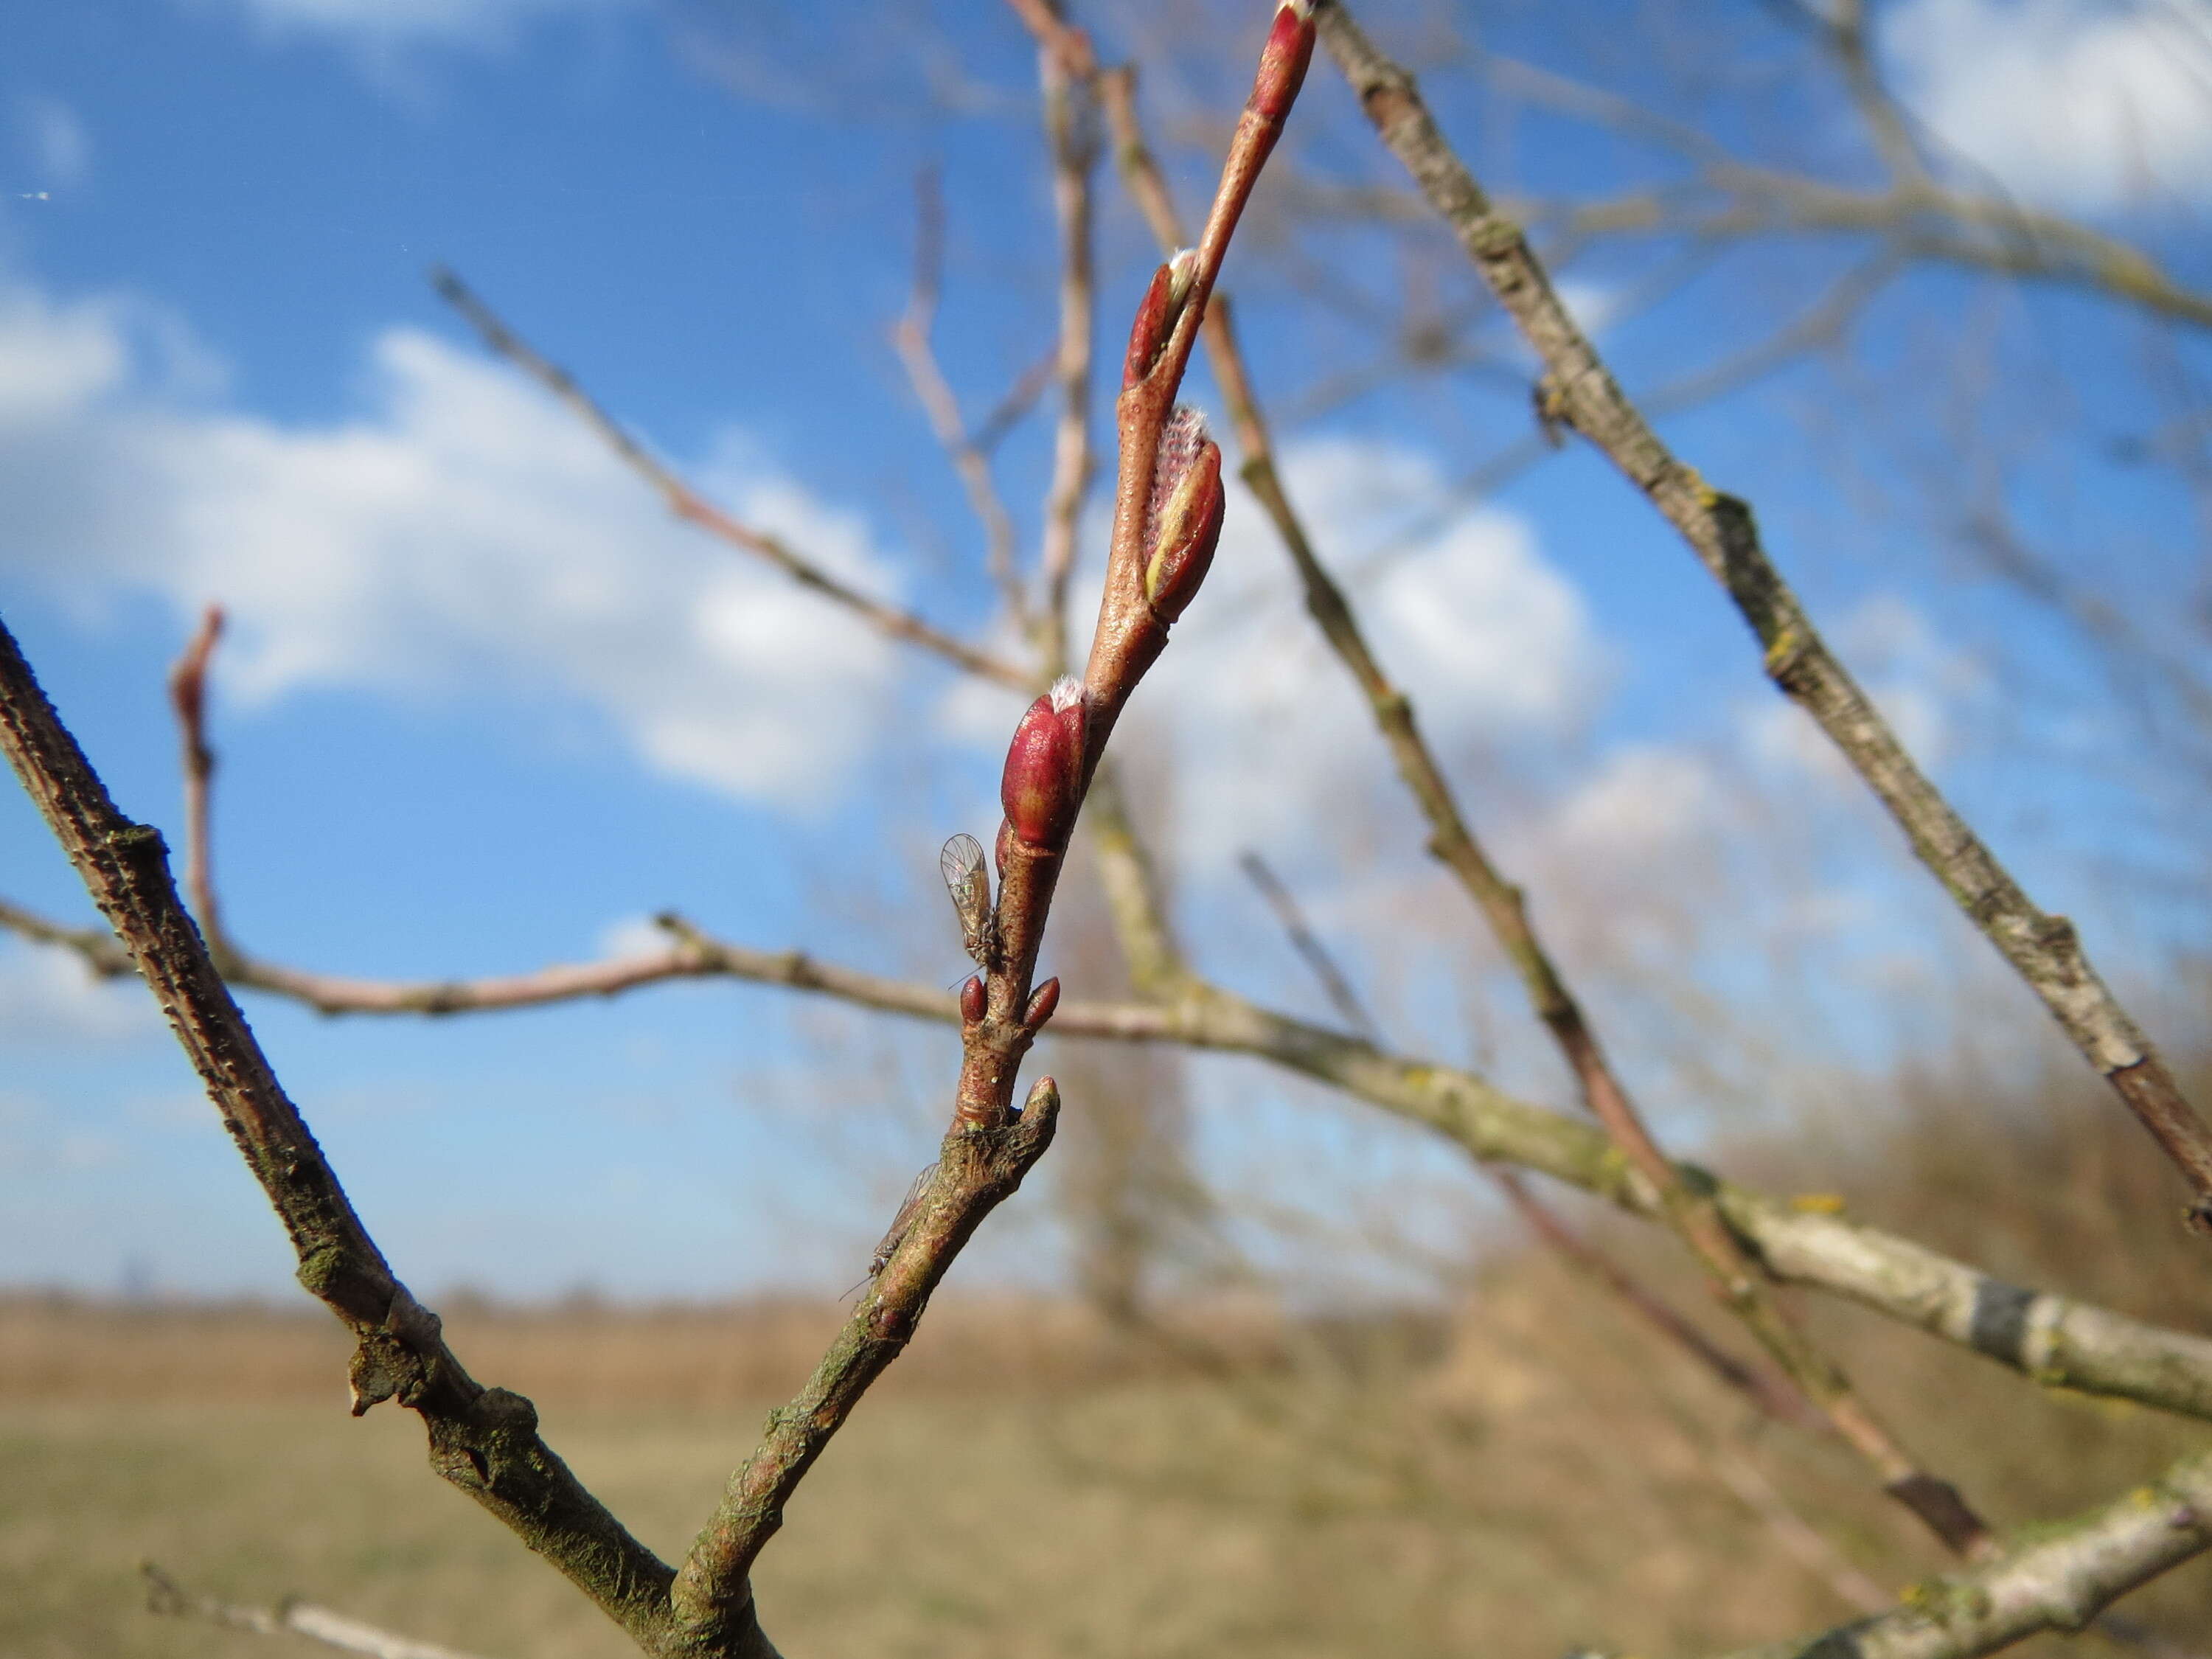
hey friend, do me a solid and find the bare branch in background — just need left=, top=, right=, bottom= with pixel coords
left=1683, top=1442, right=2212, bottom=1659
left=142, top=1564, right=494, bottom=1659
left=891, top=165, right=1034, bottom=638
left=0, top=894, right=133, bottom=977
left=1022, top=0, right=1102, bottom=675
left=1317, top=0, right=2212, bottom=1234
left=431, top=265, right=1030, bottom=692
left=1238, top=848, right=1379, bottom=1040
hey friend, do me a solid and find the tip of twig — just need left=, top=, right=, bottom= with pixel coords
left=140, top=1561, right=187, bottom=1615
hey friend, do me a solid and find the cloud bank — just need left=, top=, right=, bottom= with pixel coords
left=1885, top=0, right=2212, bottom=209
left=0, top=268, right=907, bottom=810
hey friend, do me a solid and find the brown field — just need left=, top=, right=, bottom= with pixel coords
left=6, top=1079, right=2212, bottom=1658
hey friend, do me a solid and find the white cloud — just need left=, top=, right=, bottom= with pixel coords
left=12, top=95, right=89, bottom=192
left=0, top=285, right=130, bottom=428
left=1551, top=743, right=1726, bottom=863
left=1110, top=434, right=1601, bottom=874
left=201, top=0, right=636, bottom=52
left=1885, top=0, right=2212, bottom=208
left=0, top=269, right=908, bottom=811
left=0, top=938, right=158, bottom=1046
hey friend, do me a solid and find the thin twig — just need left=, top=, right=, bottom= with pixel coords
left=967, top=344, right=1060, bottom=458
left=430, top=266, right=1029, bottom=692
left=663, top=13, right=1318, bottom=1641
left=889, top=166, right=1034, bottom=636
left=1237, top=847, right=1827, bottom=1441
left=1030, top=0, right=1102, bottom=675
left=0, top=894, right=134, bottom=976
left=1317, top=0, right=2212, bottom=1234
left=1237, top=848, right=1379, bottom=1039
left=167, top=605, right=225, bottom=948
left=142, top=1563, right=495, bottom=1659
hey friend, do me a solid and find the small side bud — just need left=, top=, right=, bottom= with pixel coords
left=960, top=974, right=986, bottom=1026
left=1142, top=408, right=1225, bottom=623
left=1023, top=976, right=1061, bottom=1031
left=1251, top=0, right=1316, bottom=125
left=999, top=678, right=1089, bottom=849
left=1121, top=248, right=1200, bottom=390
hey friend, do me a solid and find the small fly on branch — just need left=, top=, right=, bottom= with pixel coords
left=940, top=832, right=998, bottom=967
left=864, top=1160, right=939, bottom=1287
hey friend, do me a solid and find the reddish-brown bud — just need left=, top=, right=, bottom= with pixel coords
left=1251, top=0, right=1315, bottom=125
left=998, top=676, right=1089, bottom=849
left=1121, top=248, right=1199, bottom=390
left=1142, top=408, right=1225, bottom=623
left=960, top=974, right=986, bottom=1026
left=1023, top=976, right=1061, bottom=1031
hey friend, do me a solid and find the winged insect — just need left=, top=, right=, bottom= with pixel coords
left=939, top=832, right=998, bottom=966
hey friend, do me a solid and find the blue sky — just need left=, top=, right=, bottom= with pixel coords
left=4, top=0, right=2210, bottom=1301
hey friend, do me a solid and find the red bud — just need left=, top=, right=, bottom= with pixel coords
left=999, top=677, right=1089, bottom=849
left=1121, top=249, right=1198, bottom=391
left=1251, top=0, right=1315, bottom=125
left=1142, top=409, right=1225, bottom=623
left=960, top=975, right=986, bottom=1026
left=1023, top=976, right=1061, bottom=1031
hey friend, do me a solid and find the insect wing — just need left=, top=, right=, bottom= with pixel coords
left=869, top=1159, right=940, bottom=1279
left=939, top=833, right=995, bottom=961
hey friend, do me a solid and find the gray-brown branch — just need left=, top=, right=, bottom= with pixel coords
left=1691, top=1442, right=2212, bottom=1659
left=431, top=266, right=1029, bottom=692
left=1313, top=0, right=2212, bottom=1232
left=0, top=611, right=723, bottom=1658
left=6, top=878, right=2210, bottom=1430
left=142, top=1563, right=495, bottom=1659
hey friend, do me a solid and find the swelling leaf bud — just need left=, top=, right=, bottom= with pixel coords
left=1142, top=408, right=1225, bottom=623
left=999, top=676, right=1089, bottom=849
left=1121, top=248, right=1199, bottom=390
left=960, top=974, right=986, bottom=1026
left=1023, top=976, right=1062, bottom=1032
left=1251, top=0, right=1316, bottom=125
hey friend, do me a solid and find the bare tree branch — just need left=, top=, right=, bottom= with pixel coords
left=1315, top=0, right=2212, bottom=1233
left=1238, top=847, right=1380, bottom=1040
left=1020, top=0, right=1102, bottom=676
left=430, top=266, right=1030, bottom=692
left=0, top=611, right=705, bottom=1656
left=7, top=835, right=2211, bottom=1436
left=891, top=166, right=1034, bottom=639
left=0, top=894, right=133, bottom=976
left=142, top=1563, right=495, bottom=1659
left=1685, top=1442, right=2212, bottom=1659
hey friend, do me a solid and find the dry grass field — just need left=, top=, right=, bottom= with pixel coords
left=6, top=1077, right=2211, bottom=1658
